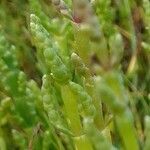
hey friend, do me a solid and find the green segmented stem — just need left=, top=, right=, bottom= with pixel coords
left=96, top=73, right=139, bottom=150
left=61, top=84, right=93, bottom=150
left=30, top=14, right=71, bottom=83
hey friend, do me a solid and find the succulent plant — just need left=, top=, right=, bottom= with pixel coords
left=0, top=0, right=150, bottom=149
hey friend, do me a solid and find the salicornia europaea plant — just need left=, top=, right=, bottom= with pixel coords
left=0, top=0, right=150, bottom=149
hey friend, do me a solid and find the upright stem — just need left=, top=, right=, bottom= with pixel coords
left=116, top=110, right=139, bottom=150
left=61, top=83, right=93, bottom=150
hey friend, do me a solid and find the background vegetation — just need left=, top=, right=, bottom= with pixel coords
left=0, top=0, right=150, bottom=149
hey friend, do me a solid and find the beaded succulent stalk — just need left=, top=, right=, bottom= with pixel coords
left=0, top=0, right=150, bottom=150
